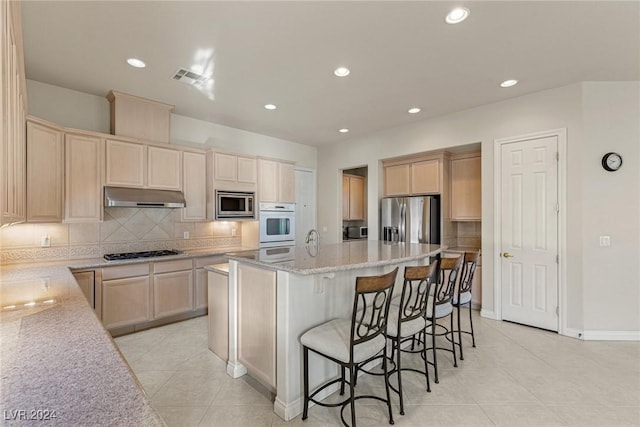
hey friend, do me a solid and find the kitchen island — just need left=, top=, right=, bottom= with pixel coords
left=221, top=240, right=441, bottom=421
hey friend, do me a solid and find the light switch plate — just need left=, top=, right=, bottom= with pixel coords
left=183, top=231, right=190, bottom=239
left=40, top=235, right=51, bottom=247
left=599, top=236, right=610, bottom=246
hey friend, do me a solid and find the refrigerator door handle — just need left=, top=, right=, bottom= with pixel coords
left=399, top=201, right=406, bottom=242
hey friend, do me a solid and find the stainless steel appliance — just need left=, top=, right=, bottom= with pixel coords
left=347, top=226, right=368, bottom=239
left=259, top=202, right=296, bottom=247
left=104, top=186, right=186, bottom=208
left=103, top=249, right=182, bottom=261
left=216, top=190, right=255, bottom=220
left=380, top=196, right=440, bottom=244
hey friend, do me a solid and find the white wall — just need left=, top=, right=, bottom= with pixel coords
left=25, top=80, right=317, bottom=169
left=316, top=82, right=640, bottom=336
left=580, top=82, right=640, bottom=335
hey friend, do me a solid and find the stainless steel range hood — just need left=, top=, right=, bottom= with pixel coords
left=104, top=186, right=186, bottom=208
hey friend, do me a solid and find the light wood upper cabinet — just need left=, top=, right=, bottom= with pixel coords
left=384, top=156, right=443, bottom=196
left=210, top=151, right=257, bottom=190
left=384, top=164, right=411, bottom=196
left=451, top=154, right=481, bottom=221
left=258, top=159, right=295, bottom=203
left=1, top=0, right=27, bottom=226
left=411, top=159, right=440, bottom=194
left=105, top=139, right=145, bottom=187
left=107, top=90, right=173, bottom=143
left=181, top=151, right=206, bottom=222
left=147, top=145, right=181, bottom=190
left=65, top=132, right=103, bottom=223
left=343, top=174, right=365, bottom=221
left=105, top=139, right=182, bottom=190
left=26, top=119, right=64, bottom=223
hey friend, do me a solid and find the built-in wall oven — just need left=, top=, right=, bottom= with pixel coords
left=259, top=202, right=295, bottom=247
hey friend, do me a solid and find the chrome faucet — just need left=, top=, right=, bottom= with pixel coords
left=305, top=229, right=320, bottom=246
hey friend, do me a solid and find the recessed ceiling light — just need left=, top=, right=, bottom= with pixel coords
left=334, top=67, right=350, bottom=77
left=264, top=104, right=277, bottom=110
left=408, top=107, right=421, bottom=114
left=500, top=79, right=519, bottom=88
left=445, top=7, right=470, bottom=24
left=126, top=58, right=146, bottom=68
left=339, top=128, right=349, bottom=133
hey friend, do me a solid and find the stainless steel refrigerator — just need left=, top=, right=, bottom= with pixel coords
left=380, top=196, right=440, bottom=244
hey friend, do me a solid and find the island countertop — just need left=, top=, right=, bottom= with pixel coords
left=226, top=240, right=441, bottom=275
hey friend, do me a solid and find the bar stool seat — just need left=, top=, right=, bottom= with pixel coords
left=300, top=318, right=386, bottom=364
left=426, top=298, right=453, bottom=318
left=452, top=291, right=472, bottom=305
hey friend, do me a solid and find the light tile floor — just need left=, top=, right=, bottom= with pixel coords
left=115, top=312, right=640, bottom=427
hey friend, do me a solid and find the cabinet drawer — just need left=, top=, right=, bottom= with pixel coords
left=154, top=259, right=192, bottom=274
left=102, top=263, right=150, bottom=280
left=195, top=255, right=226, bottom=269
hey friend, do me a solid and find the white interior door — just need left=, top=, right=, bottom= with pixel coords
left=294, top=168, right=316, bottom=246
left=500, top=135, right=559, bottom=331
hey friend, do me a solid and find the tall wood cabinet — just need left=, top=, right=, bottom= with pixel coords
left=258, top=159, right=295, bottom=203
left=1, top=0, right=27, bottom=226
left=26, top=118, right=64, bottom=222
left=342, top=174, right=365, bottom=221
left=65, top=132, right=103, bottom=223
left=181, top=151, right=207, bottom=221
left=450, top=153, right=481, bottom=221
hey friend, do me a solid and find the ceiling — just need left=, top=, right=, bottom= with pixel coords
left=20, top=1, right=640, bottom=147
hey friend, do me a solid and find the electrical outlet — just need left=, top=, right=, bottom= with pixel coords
left=599, top=236, right=610, bottom=247
left=231, top=227, right=237, bottom=236
left=183, top=231, right=190, bottom=239
left=322, top=226, right=328, bottom=233
left=40, top=235, right=51, bottom=247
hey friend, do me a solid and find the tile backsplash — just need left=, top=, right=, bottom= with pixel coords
left=455, top=221, right=481, bottom=248
left=0, top=208, right=245, bottom=264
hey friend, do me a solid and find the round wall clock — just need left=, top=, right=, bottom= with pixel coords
left=601, top=152, right=623, bottom=172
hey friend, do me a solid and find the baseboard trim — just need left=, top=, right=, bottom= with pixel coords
left=480, top=309, right=498, bottom=320
left=582, top=330, right=640, bottom=341
left=561, top=327, right=584, bottom=340
left=227, top=361, right=248, bottom=378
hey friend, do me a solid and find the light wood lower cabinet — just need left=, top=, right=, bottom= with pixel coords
left=102, top=275, right=151, bottom=330
left=208, top=269, right=229, bottom=361
left=237, top=263, right=276, bottom=389
left=72, top=270, right=101, bottom=319
left=153, top=270, right=193, bottom=319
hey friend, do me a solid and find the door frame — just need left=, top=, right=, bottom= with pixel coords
left=493, top=128, right=569, bottom=336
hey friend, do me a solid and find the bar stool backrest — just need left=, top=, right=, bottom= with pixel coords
left=352, top=267, right=399, bottom=349
left=458, top=251, right=480, bottom=296
left=397, top=262, right=440, bottom=330
left=435, top=256, right=464, bottom=307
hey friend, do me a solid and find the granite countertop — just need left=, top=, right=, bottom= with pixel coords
left=0, top=245, right=256, bottom=426
left=227, top=240, right=442, bottom=275
left=0, top=264, right=164, bottom=426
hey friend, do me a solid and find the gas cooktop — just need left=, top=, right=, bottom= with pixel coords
left=103, top=249, right=182, bottom=261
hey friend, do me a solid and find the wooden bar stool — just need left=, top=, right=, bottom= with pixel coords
left=300, top=267, right=399, bottom=427
left=386, top=261, right=439, bottom=416
left=452, top=251, right=480, bottom=360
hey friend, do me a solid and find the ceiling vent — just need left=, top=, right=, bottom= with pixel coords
left=171, top=68, right=210, bottom=86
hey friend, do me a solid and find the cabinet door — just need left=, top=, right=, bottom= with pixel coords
left=237, top=156, right=257, bottom=184
left=181, top=151, right=206, bottom=221
left=214, top=152, right=237, bottom=182
left=278, top=162, right=295, bottom=203
left=207, top=271, right=228, bottom=360
left=342, top=175, right=350, bottom=220
left=148, top=146, right=181, bottom=190
left=195, top=268, right=209, bottom=310
left=73, top=271, right=95, bottom=308
left=26, top=121, right=64, bottom=222
left=65, top=133, right=102, bottom=222
left=411, top=159, right=440, bottom=194
left=258, top=159, right=278, bottom=203
left=102, top=276, right=151, bottom=330
left=384, top=164, right=410, bottom=196
left=105, top=139, right=145, bottom=187
left=451, top=156, right=481, bottom=220
left=153, top=270, right=194, bottom=319
left=348, top=176, right=365, bottom=220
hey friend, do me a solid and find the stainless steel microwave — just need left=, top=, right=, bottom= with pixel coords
left=216, top=190, right=255, bottom=220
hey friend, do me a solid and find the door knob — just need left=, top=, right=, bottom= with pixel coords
left=502, top=252, right=514, bottom=258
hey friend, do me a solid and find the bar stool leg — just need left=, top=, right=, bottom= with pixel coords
left=302, top=346, right=309, bottom=420
left=450, top=314, right=458, bottom=368
left=421, top=330, right=431, bottom=393
left=431, top=320, right=439, bottom=384
left=395, top=335, right=404, bottom=416
left=349, top=365, right=357, bottom=427
left=382, top=346, right=395, bottom=425
left=469, top=304, right=476, bottom=347
left=457, top=305, right=464, bottom=360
